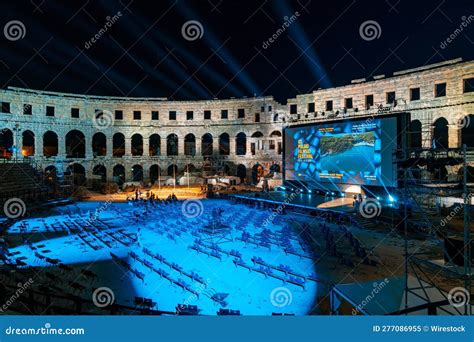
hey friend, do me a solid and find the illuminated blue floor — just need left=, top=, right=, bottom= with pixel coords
left=5, top=200, right=320, bottom=315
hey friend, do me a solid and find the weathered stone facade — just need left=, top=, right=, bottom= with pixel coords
left=0, top=58, right=473, bottom=183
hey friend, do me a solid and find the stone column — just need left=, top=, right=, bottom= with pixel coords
left=58, top=135, right=66, bottom=158
left=195, top=138, right=202, bottom=156
left=229, top=138, right=236, bottom=157
left=179, top=138, right=186, bottom=156
left=106, top=134, right=113, bottom=157
left=125, top=136, right=132, bottom=156
left=246, top=138, right=252, bottom=156
left=161, top=137, right=167, bottom=156
left=143, top=138, right=149, bottom=157
left=448, top=124, right=461, bottom=148
left=85, top=134, right=93, bottom=159
left=35, top=132, right=43, bottom=157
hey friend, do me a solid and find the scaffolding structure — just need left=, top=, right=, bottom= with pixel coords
left=393, top=145, right=474, bottom=315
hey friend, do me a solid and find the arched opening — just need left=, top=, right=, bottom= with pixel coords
left=131, top=164, right=143, bottom=181
left=113, top=133, right=125, bottom=157
left=236, top=132, right=247, bottom=155
left=113, top=164, right=125, bottom=186
left=252, top=163, right=264, bottom=184
left=66, top=130, right=86, bottom=158
left=0, top=128, right=13, bottom=158
left=236, top=164, right=247, bottom=181
left=92, top=132, right=107, bottom=157
left=92, top=165, right=107, bottom=182
left=201, top=133, right=213, bottom=156
left=461, top=114, right=474, bottom=148
left=184, top=134, right=196, bottom=156
left=219, top=133, right=230, bottom=155
left=409, top=120, right=422, bottom=148
left=458, top=166, right=474, bottom=183
left=167, top=164, right=178, bottom=176
left=150, top=164, right=161, bottom=183
left=44, top=165, right=57, bottom=184
left=43, top=131, right=58, bottom=157
left=222, top=163, right=230, bottom=175
left=184, top=163, right=197, bottom=173
left=65, top=163, right=86, bottom=186
left=433, top=117, right=449, bottom=149
left=273, top=114, right=279, bottom=122
left=149, top=134, right=161, bottom=156
left=131, top=134, right=143, bottom=156
left=251, top=132, right=264, bottom=155
left=21, top=130, right=35, bottom=157
left=270, top=130, right=282, bottom=137
left=167, top=134, right=178, bottom=156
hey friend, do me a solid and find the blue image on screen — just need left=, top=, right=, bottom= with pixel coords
left=285, top=117, right=396, bottom=187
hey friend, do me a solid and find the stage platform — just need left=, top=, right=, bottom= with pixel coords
left=230, top=192, right=355, bottom=214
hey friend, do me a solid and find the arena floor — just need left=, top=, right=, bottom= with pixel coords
left=3, top=199, right=321, bottom=315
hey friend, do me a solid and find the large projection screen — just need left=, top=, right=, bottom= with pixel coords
left=284, top=116, right=399, bottom=188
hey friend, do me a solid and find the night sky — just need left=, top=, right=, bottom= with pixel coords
left=0, top=0, right=472, bottom=103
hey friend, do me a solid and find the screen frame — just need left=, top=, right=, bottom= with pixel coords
left=282, top=112, right=410, bottom=189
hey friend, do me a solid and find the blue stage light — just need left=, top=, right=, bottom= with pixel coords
left=388, top=195, right=396, bottom=203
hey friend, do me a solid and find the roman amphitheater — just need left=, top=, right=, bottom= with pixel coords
left=0, top=58, right=473, bottom=186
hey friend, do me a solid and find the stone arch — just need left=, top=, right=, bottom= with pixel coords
left=184, top=163, right=197, bottom=173
left=270, top=130, right=282, bottom=137
left=201, top=133, right=213, bottom=156
left=43, top=131, right=58, bottom=157
left=92, top=132, right=107, bottom=157
left=113, top=133, right=125, bottom=157
left=184, top=133, right=196, bottom=156
left=433, top=117, right=449, bottom=149
left=131, top=134, right=143, bottom=156
left=168, top=164, right=178, bottom=176
left=0, top=128, right=13, bottom=158
left=65, top=163, right=86, bottom=186
left=66, top=130, right=86, bottom=158
left=113, top=164, right=125, bottom=185
left=92, top=164, right=107, bottom=182
left=132, top=164, right=143, bottom=181
left=236, top=164, right=247, bottom=181
left=149, top=134, right=161, bottom=156
left=236, top=132, right=247, bottom=155
left=167, top=134, right=178, bottom=156
left=409, top=120, right=422, bottom=148
left=219, top=133, right=230, bottom=155
left=22, top=130, right=35, bottom=156
left=150, top=164, right=161, bottom=183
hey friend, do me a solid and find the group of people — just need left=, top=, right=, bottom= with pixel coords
left=352, top=194, right=363, bottom=210
left=126, top=189, right=179, bottom=207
